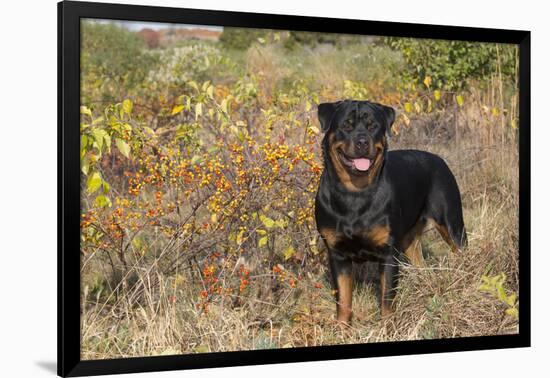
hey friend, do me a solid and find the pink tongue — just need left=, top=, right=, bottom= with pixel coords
left=353, top=158, right=371, bottom=171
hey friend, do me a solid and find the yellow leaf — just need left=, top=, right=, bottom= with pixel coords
left=283, top=246, right=295, bottom=260
left=80, top=106, right=92, bottom=117
left=188, top=81, right=199, bottom=92
left=207, top=85, right=214, bottom=99
left=401, top=113, right=411, bottom=127
left=308, top=126, right=320, bottom=135
left=236, top=229, right=245, bottom=245
left=172, top=105, right=184, bottom=115
left=456, top=95, right=464, bottom=107
left=309, top=238, right=319, bottom=255
left=491, top=107, right=499, bottom=117
left=259, top=214, right=275, bottom=229
left=423, top=76, right=432, bottom=88
left=221, top=99, right=228, bottom=114
left=192, top=345, right=209, bottom=354
left=404, top=102, right=412, bottom=113
left=434, top=90, right=441, bottom=101
left=195, top=103, right=203, bottom=120
left=258, top=236, right=268, bottom=248
left=122, top=99, right=133, bottom=116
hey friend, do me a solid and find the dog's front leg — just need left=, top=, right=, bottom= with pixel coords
left=328, top=250, right=353, bottom=323
left=379, top=252, right=399, bottom=317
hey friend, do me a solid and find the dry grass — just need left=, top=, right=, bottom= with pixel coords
left=80, top=97, right=519, bottom=359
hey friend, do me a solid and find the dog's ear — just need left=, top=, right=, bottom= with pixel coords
left=318, top=102, right=340, bottom=133
left=375, top=103, right=395, bottom=136
left=382, top=105, right=395, bottom=128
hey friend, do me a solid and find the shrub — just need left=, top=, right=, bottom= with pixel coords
left=385, top=37, right=518, bottom=91
left=80, top=21, right=158, bottom=103
left=219, top=27, right=269, bottom=50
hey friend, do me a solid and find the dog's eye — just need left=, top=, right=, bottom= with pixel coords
left=367, top=122, right=378, bottom=131
left=342, top=119, right=354, bottom=131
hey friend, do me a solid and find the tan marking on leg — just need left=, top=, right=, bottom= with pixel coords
left=336, top=273, right=353, bottom=323
left=404, top=237, right=424, bottom=267
left=319, top=228, right=340, bottom=248
left=363, top=225, right=390, bottom=247
left=434, top=223, right=460, bottom=253
left=401, top=220, right=426, bottom=267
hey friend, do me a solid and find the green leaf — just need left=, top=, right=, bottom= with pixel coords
left=87, top=171, right=102, bottom=194
left=81, top=156, right=90, bottom=176
left=94, top=194, right=112, bottom=208
left=81, top=135, right=89, bottom=149
left=122, top=99, right=133, bottom=116
left=258, top=236, right=268, bottom=248
left=103, top=133, right=111, bottom=152
left=171, top=104, right=185, bottom=115
left=115, top=138, right=130, bottom=158
left=102, top=181, right=110, bottom=194
left=497, top=285, right=508, bottom=303
left=505, top=308, right=519, bottom=319
left=91, top=129, right=108, bottom=151
left=507, top=293, right=517, bottom=307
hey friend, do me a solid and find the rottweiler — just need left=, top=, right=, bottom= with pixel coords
left=315, top=99, right=467, bottom=323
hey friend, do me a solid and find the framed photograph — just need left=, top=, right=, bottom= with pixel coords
left=58, top=0, right=530, bottom=376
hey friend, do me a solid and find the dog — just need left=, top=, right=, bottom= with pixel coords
left=315, top=100, right=467, bottom=323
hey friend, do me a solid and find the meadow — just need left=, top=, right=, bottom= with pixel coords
left=79, top=23, right=519, bottom=358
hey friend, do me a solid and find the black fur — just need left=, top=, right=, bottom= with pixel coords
left=315, top=99, right=467, bottom=322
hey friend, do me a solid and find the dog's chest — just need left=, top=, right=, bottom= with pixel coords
left=319, top=221, right=390, bottom=261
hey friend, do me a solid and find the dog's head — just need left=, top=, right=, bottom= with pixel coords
left=318, top=100, right=395, bottom=191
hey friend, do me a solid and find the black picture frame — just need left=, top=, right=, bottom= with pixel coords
left=58, top=1, right=531, bottom=376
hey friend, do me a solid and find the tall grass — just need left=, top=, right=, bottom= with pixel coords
left=80, top=37, right=519, bottom=359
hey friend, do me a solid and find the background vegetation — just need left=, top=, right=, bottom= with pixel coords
left=79, top=21, right=519, bottom=359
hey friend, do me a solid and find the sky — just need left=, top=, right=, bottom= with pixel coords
left=84, top=18, right=223, bottom=31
